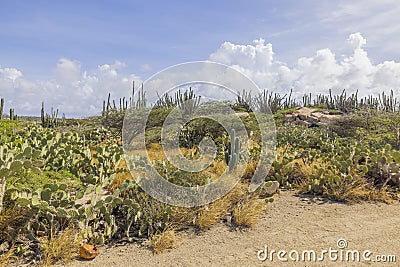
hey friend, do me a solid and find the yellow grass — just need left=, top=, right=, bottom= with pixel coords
left=195, top=182, right=248, bottom=230
left=0, top=246, right=15, bottom=266
left=107, top=158, right=134, bottom=191
left=232, top=198, right=267, bottom=228
left=150, top=229, right=177, bottom=254
left=39, top=226, right=82, bottom=266
left=325, top=177, right=393, bottom=204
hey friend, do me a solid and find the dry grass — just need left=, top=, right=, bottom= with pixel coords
left=195, top=199, right=230, bottom=230
left=0, top=207, right=29, bottom=243
left=294, top=158, right=332, bottom=185
left=169, top=207, right=198, bottom=230
left=0, top=246, right=15, bottom=266
left=324, top=177, right=393, bottom=204
left=241, top=160, right=258, bottom=180
left=232, top=197, right=267, bottom=228
left=204, top=160, right=228, bottom=180
left=150, top=229, right=177, bottom=254
left=107, top=158, right=134, bottom=191
left=39, top=226, right=82, bottom=266
left=194, top=182, right=248, bottom=230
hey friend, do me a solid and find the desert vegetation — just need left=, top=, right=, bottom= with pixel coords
left=0, top=86, right=400, bottom=265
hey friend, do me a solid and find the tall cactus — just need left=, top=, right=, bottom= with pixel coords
left=176, top=87, right=201, bottom=115
left=0, top=98, right=4, bottom=120
left=225, top=129, right=240, bottom=172
left=9, top=108, right=15, bottom=120
left=41, top=102, right=59, bottom=127
left=41, top=102, right=45, bottom=125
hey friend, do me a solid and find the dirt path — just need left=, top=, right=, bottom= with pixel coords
left=66, top=191, right=400, bottom=267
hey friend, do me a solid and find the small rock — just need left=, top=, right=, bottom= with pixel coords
left=298, top=114, right=308, bottom=121
left=295, top=119, right=311, bottom=127
left=284, top=114, right=296, bottom=122
left=260, top=181, right=280, bottom=197
left=306, top=116, right=319, bottom=124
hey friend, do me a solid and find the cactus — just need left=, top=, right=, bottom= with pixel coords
left=154, top=87, right=200, bottom=113
left=256, top=90, right=286, bottom=113
left=9, top=108, right=15, bottom=120
left=41, top=101, right=45, bottom=125
left=0, top=97, right=4, bottom=120
left=41, top=102, right=61, bottom=128
left=225, top=129, right=240, bottom=172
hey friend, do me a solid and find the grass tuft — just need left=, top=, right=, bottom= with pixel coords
left=39, top=226, right=82, bottom=266
left=232, top=197, right=267, bottom=228
left=150, top=229, right=177, bottom=254
left=0, top=246, right=15, bottom=266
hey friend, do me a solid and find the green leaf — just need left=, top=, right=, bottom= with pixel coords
left=86, top=206, right=93, bottom=218
left=31, top=195, right=40, bottom=206
left=41, top=189, right=51, bottom=202
left=16, top=198, right=30, bottom=206
left=68, top=209, right=79, bottom=218
left=0, top=168, right=10, bottom=177
left=57, top=208, right=68, bottom=217
left=76, top=191, right=84, bottom=200
left=392, top=150, right=400, bottom=163
left=9, top=160, right=23, bottom=173
left=58, top=183, right=67, bottom=191
left=104, top=195, right=113, bottom=203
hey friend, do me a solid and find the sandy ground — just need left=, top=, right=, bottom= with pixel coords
left=65, top=190, right=400, bottom=267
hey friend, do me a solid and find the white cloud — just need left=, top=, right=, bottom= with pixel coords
left=347, top=32, right=367, bottom=50
left=0, top=59, right=141, bottom=117
left=317, top=0, right=400, bottom=54
left=54, top=58, right=81, bottom=84
left=0, top=67, right=22, bottom=81
left=209, top=33, right=400, bottom=99
left=210, top=38, right=274, bottom=70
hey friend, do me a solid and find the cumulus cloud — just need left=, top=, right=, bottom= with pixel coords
left=0, top=67, right=22, bottom=81
left=209, top=32, right=400, bottom=99
left=54, top=58, right=81, bottom=84
left=0, top=60, right=141, bottom=117
left=347, top=32, right=367, bottom=50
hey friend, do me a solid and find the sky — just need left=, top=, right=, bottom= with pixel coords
left=1, top=0, right=400, bottom=116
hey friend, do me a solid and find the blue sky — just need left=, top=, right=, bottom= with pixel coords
left=1, top=0, right=316, bottom=76
left=1, top=0, right=400, bottom=116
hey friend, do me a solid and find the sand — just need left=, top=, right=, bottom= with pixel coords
left=65, top=190, right=400, bottom=267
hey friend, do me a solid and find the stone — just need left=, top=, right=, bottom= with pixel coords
left=260, top=181, right=280, bottom=197
left=283, top=114, right=296, bottom=122
left=296, top=119, right=311, bottom=127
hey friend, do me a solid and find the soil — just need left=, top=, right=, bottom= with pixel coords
left=65, top=190, right=400, bottom=267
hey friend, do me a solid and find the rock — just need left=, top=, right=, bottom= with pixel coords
left=282, top=107, right=344, bottom=128
left=260, top=181, right=280, bottom=197
left=235, top=112, right=249, bottom=118
left=80, top=244, right=100, bottom=260
left=295, top=119, right=311, bottom=127
left=293, top=107, right=315, bottom=118
left=298, top=114, right=308, bottom=121
left=311, top=112, right=325, bottom=119
left=305, top=116, right=320, bottom=125
left=283, top=114, right=296, bottom=122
